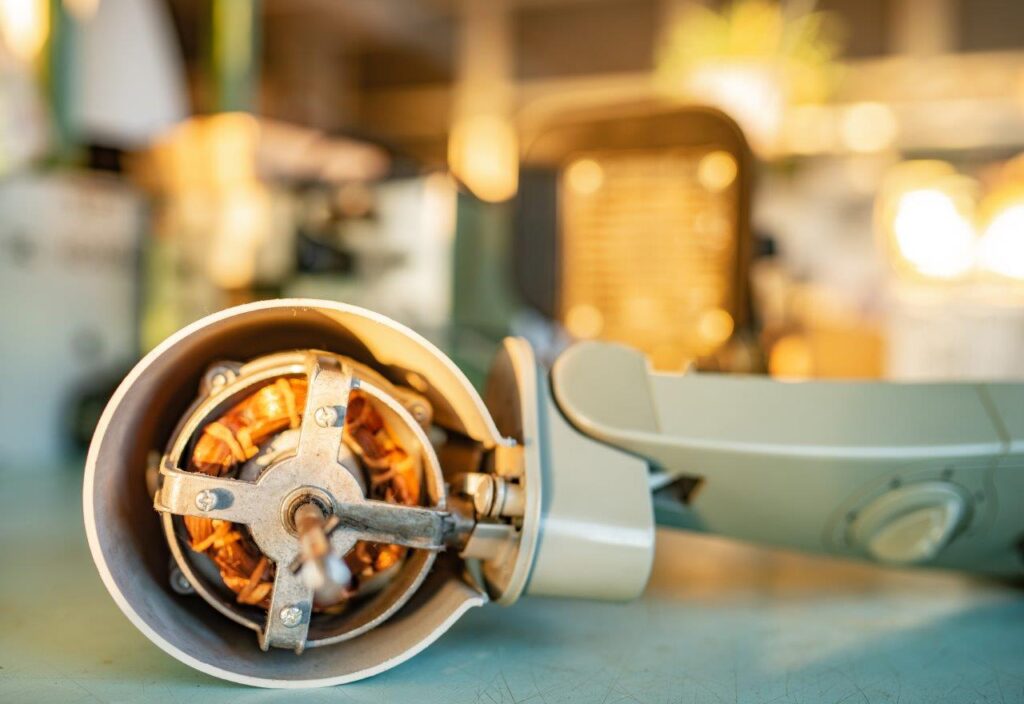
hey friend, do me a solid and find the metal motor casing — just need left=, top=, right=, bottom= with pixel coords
left=84, top=299, right=656, bottom=687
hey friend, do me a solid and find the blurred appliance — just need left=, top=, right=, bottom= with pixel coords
left=85, top=299, right=1024, bottom=688
left=73, top=0, right=187, bottom=147
left=450, top=191, right=522, bottom=385
left=516, top=104, right=754, bottom=371
left=0, top=51, right=48, bottom=173
left=0, top=171, right=143, bottom=467
left=136, top=114, right=392, bottom=350
left=286, top=174, right=457, bottom=346
left=886, top=283, right=1024, bottom=380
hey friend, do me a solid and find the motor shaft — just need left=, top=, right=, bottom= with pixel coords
left=292, top=501, right=351, bottom=603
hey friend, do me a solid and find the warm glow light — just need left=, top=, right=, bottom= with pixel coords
left=979, top=204, right=1024, bottom=281
left=448, top=114, right=518, bottom=203
left=565, top=304, right=604, bottom=339
left=891, top=189, right=976, bottom=279
left=697, top=307, right=734, bottom=347
left=207, top=187, right=270, bottom=290
left=0, top=0, right=49, bottom=62
left=840, top=102, right=897, bottom=153
left=685, top=63, right=784, bottom=153
left=207, top=113, right=260, bottom=187
left=565, top=158, right=604, bottom=195
left=697, top=151, right=738, bottom=192
left=151, top=113, right=259, bottom=192
left=769, top=334, right=814, bottom=379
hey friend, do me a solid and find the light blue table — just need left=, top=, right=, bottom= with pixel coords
left=2, top=466, right=1022, bottom=703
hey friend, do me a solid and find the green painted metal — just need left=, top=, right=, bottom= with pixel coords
left=42, top=0, right=78, bottom=161
left=450, top=194, right=522, bottom=387
left=206, top=0, right=261, bottom=113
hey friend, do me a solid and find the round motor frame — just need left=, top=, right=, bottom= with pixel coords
left=159, top=350, right=447, bottom=650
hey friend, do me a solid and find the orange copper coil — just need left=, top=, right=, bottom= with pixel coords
left=185, top=377, right=421, bottom=609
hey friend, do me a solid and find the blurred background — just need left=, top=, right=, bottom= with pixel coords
left=3, top=0, right=1024, bottom=469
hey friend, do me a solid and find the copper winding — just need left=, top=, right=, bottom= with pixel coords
left=184, top=376, right=421, bottom=609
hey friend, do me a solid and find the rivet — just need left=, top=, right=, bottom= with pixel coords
left=279, top=605, right=304, bottom=628
left=195, top=489, right=218, bottom=512
left=314, top=406, right=339, bottom=427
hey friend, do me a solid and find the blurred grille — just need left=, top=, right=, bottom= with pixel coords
left=559, top=146, right=740, bottom=370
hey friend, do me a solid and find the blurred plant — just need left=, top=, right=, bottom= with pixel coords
left=656, top=0, right=843, bottom=155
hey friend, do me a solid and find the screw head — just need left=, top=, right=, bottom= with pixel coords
left=170, top=568, right=195, bottom=595
left=279, top=605, right=304, bottom=628
left=314, top=405, right=339, bottom=427
left=204, top=366, right=234, bottom=391
left=195, top=489, right=218, bottom=512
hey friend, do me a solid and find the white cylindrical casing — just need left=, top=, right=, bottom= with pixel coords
left=525, top=374, right=655, bottom=601
left=83, top=299, right=496, bottom=687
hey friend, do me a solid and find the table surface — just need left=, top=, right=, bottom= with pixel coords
left=2, top=466, right=1022, bottom=704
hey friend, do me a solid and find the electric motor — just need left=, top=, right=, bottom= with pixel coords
left=84, top=299, right=654, bottom=687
